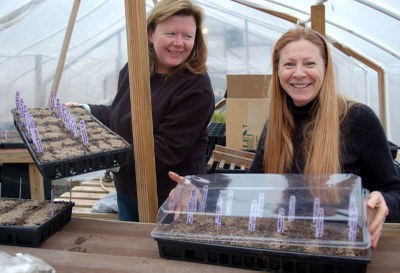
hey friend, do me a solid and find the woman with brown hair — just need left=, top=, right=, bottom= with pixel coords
left=169, top=27, right=400, bottom=249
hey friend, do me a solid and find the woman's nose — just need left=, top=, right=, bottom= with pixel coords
left=172, top=35, right=184, bottom=46
left=292, top=65, right=306, bottom=77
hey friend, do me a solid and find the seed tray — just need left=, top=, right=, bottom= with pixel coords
left=0, top=201, right=74, bottom=247
left=0, top=129, right=25, bottom=149
left=11, top=108, right=132, bottom=180
left=155, top=239, right=370, bottom=273
left=152, top=173, right=371, bottom=273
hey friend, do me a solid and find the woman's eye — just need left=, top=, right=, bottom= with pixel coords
left=283, top=63, right=295, bottom=68
left=165, top=32, right=175, bottom=37
left=184, top=35, right=193, bottom=40
left=305, top=62, right=316, bottom=67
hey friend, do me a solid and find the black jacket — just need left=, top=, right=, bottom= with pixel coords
left=89, top=63, right=215, bottom=204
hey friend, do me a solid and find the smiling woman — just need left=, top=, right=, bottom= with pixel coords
left=66, top=0, right=215, bottom=222
left=148, top=15, right=196, bottom=74
left=249, top=27, right=400, bottom=249
left=277, top=39, right=326, bottom=107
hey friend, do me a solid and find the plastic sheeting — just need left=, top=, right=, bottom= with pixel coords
left=0, top=0, right=399, bottom=143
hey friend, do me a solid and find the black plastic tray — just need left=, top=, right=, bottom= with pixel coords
left=206, top=123, right=226, bottom=163
left=155, top=239, right=371, bottom=273
left=0, top=129, right=25, bottom=149
left=11, top=108, right=132, bottom=179
left=0, top=201, right=74, bottom=247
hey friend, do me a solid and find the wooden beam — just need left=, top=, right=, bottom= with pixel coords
left=232, top=0, right=299, bottom=24
left=332, top=42, right=387, bottom=131
left=50, top=0, right=80, bottom=101
left=124, top=0, right=158, bottom=223
left=0, top=149, right=33, bottom=163
left=311, top=4, right=325, bottom=36
left=28, top=163, right=44, bottom=200
left=232, top=0, right=387, bottom=130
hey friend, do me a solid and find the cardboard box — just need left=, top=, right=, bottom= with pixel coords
left=226, top=75, right=271, bottom=151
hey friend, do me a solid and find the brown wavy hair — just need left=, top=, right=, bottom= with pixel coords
left=147, top=0, right=207, bottom=76
left=264, top=27, right=350, bottom=198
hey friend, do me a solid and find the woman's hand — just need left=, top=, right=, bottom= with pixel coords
left=64, top=102, right=81, bottom=107
left=367, top=191, right=389, bottom=249
left=168, top=171, right=201, bottom=220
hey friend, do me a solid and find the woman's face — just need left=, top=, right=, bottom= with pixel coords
left=278, top=39, right=326, bottom=106
left=149, top=15, right=196, bottom=74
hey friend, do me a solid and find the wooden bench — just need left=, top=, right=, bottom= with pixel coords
left=55, top=179, right=118, bottom=220
left=207, top=145, right=255, bottom=173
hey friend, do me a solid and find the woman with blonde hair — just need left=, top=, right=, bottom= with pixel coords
left=248, top=27, right=399, bottom=249
left=68, top=0, right=214, bottom=221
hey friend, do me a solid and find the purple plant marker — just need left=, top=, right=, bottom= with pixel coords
left=79, top=120, right=89, bottom=145
left=30, top=127, right=37, bottom=145
left=56, top=99, right=61, bottom=117
left=16, top=91, right=21, bottom=110
left=199, top=185, right=208, bottom=213
left=23, top=105, right=29, bottom=128
left=32, top=127, right=44, bottom=153
left=248, top=200, right=258, bottom=232
left=277, top=207, right=285, bottom=233
left=215, top=197, right=222, bottom=227
left=288, top=195, right=296, bottom=222
left=20, top=98, right=24, bottom=113
left=71, top=115, right=78, bottom=138
left=28, top=113, right=35, bottom=130
left=62, top=104, right=68, bottom=127
left=50, top=91, right=55, bottom=111
left=315, top=207, right=324, bottom=239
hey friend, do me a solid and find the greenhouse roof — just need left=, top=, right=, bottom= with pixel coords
left=0, top=0, right=399, bottom=143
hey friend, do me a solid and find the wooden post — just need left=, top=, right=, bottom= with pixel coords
left=50, top=0, right=80, bottom=102
left=124, top=0, right=158, bottom=223
left=311, top=4, right=325, bottom=36
left=0, top=149, right=44, bottom=200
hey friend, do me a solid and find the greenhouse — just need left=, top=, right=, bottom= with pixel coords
left=0, top=1, right=399, bottom=272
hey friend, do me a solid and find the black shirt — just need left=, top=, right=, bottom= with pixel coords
left=250, top=101, right=400, bottom=222
left=89, top=63, right=215, bottom=204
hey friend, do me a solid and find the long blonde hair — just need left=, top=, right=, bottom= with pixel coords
left=147, top=0, right=207, bottom=76
left=264, top=27, right=349, bottom=184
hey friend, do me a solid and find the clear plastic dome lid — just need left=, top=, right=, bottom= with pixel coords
left=151, top=173, right=371, bottom=252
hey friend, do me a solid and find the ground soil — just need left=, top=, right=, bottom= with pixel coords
left=14, top=107, right=130, bottom=163
left=0, top=198, right=70, bottom=226
left=167, top=214, right=369, bottom=258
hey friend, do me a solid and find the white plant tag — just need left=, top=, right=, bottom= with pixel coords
left=277, top=207, right=285, bottom=233
left=199, top=185, right=208, bottom=213
left=315, top=207, right=324, bottom=239
left=225, top=190, right=233, bottom=216
left=215, top=197, right=222, bottom=227
left=313, top=197, right=320, bottom=223
left=186, top=187, right=197, bottom=224
left=248, top=200, right=258, bottom=232
left=288, top=195, right=296, bottom=222
left=348, top=198, right=358, bottom=241
left=257, top=192, right=265, bottom=218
